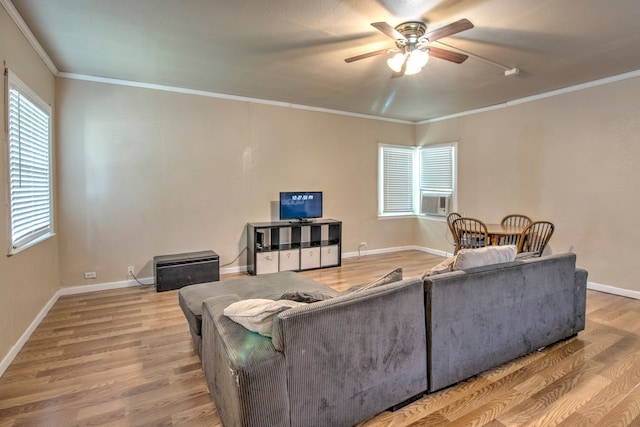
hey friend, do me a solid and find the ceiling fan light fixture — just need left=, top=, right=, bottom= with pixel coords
left=387, top=53, right=406, bottom=72
left=405, top=49, right=429, bottom=74
left=410, top=49, right=429, bottom=68
left=404, top=62, right=422, bottom=75
left=387, top=49, right=429, bottom=75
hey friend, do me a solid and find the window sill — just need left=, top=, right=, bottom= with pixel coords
left=7, top=232, right=56, bottom=257
left=377, top=214, right=449, bottom=221
left=418, top=214, right=447, bottom=222
left=378, top=214, right=418, bottom=220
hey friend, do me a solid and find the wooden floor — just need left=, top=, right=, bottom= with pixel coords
left=1, top=250, right=640, bottom=426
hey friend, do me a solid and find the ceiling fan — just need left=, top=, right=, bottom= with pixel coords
left=345, top=19, right=474, bottom=77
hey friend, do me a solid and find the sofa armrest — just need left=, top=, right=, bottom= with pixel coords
left=574, top=268, right=588, bottom=333
left=201, top=295, right=289, bottom=427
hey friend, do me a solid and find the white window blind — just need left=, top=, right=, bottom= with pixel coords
left=7, top=70, right=53, bottom=252
left=379, top=145, right=414, bottom=215
left=379, top=142, right=457, bottom=217
left=419, top=144, right=455, bottom=195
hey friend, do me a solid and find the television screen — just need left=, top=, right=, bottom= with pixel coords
left=280, top=192, right=323, bottom=221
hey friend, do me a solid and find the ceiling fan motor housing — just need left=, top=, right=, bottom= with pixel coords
left=394, top=21, right=428, bottom=48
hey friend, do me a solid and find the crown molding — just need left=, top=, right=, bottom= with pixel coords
left=418, top=69, right=640, bottom=124
left=1, top=0, right=58, bottom=75
left=56, top=72, right=414, bottom=125
left=59, top=68, right=640, bottom=126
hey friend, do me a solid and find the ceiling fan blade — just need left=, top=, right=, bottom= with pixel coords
left=423, top=18, right=474, bottom=43
left=371, top=22, right=407, bottom=41
left=428, top=46, right=469, bottom=64
left=344, top=48, right=390, bottom=63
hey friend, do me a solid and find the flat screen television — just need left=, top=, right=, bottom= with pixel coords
left=279, top=191, right=323, bottom=222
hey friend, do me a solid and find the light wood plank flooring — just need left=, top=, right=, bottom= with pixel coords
left=1, top=250, right=640, bottom=426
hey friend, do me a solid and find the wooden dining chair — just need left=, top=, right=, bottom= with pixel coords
left=447, top=212, right=462, bottom=254
left=499, top=214, right=532, bottom=245
left=517, top=221, right=555, bottom=256
left=452, top=217, right=489, bottom=252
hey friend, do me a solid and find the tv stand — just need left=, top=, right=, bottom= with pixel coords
left=247, top=219, right=342, bottom=275
left=290, top=219, right=313, bottom=224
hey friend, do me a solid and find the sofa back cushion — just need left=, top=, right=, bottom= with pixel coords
left=424, top=252, right=582, bottom=392
left=272, top=277, right=428, bottom=427
left=453, top=245, right=517, bottom=270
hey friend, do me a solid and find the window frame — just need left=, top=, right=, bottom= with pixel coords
left=378, top=142, right=457, bottom=217
left=5, top=69, right=54, bottom=255
left=378, top=143, right=417, bottom=217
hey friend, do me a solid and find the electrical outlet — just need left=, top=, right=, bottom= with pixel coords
left=84, top=272, right=96, bottom=279
left=359, top=242, right=367, bottom=249
left=127, top=266, right=134, bottom=276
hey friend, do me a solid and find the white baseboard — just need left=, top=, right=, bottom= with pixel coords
left=342, top=245, right=417, bottom=258
left=418, top=246, right=455, bottom=258
left=220, top=265, right=247, bottom=275
left=0, top=291, right=59, bottom=377
left=587, top=281, right=640, bottom=300
left=59, top=276, right=155, bottom=295
left=342, top=245, right=454, bottom=259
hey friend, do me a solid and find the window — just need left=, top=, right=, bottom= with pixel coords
left=419, top=144, right=455, bottom=196
left=6, top=70, right=53, bottom=254
left=379, top=142, right=456, bottom=216
left=378, top=144, right=415, bottom=215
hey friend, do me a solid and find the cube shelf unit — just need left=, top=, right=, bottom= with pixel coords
left=247, top=219, right=342, bottom=275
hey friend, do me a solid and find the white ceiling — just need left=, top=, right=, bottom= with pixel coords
left=8, top=0, right=640, bottom=122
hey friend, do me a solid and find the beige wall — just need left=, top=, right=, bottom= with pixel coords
left=0, top=7, right=59, bottom=364
left=417, top=75, right=640, bottom=292
left=56, top=78, right=416, bottom=286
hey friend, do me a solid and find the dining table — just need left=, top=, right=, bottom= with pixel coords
left=484, top=223, right=526, bottom=246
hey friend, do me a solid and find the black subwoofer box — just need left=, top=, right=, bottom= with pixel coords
left=153, top=250, right=219, bottom=292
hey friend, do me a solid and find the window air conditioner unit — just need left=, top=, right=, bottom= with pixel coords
left=421, top=194, right=451, bottom=217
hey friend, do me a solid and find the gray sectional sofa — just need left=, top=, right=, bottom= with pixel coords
left=180, top=271, right=427, bottom=427
left=179, top=252, right=587, bottom=427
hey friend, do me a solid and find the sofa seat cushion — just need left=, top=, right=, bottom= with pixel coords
left=178, top=271, right=338, bottom=337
